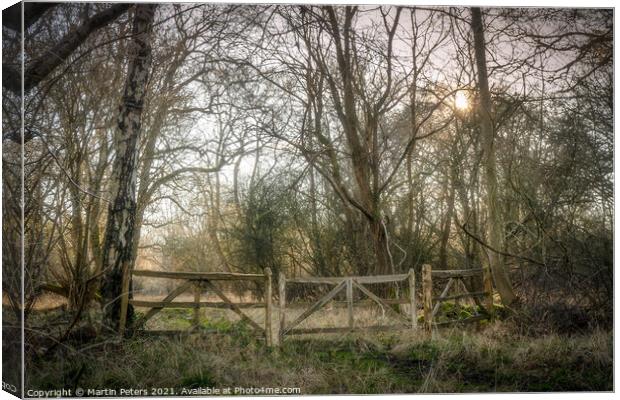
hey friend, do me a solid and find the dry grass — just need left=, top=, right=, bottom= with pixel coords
left=25, top=312, right=612, bottom=394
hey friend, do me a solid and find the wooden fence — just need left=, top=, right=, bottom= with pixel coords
left=120, top=268, right=274, bottom=346
left=278, top=269, right=417, bottom=343
left=120, top=265, right=494, bottom=346
left=422, top=264, right=493, bottom=331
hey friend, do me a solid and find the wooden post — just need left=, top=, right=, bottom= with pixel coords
left=193, top=282, right=201, bottom=329
left=454, top=278, right=461, bottom=317
left=118, top=266, right=131, bottom=337
left=346, top=278, right=354, bottom=329
left=278, top=272, right=286, bottom=345
left=265, top=268, right=273, bottom=347
left=422, top=264, right=433, bottom=333
left=408, top=269, right=417, bottom=329
left=482, top=266, right=494, bottom=316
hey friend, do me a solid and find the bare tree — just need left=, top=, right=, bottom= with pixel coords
left=2, top=3, right=130, bottom=95
left=471, top=7, right=516, bottom=305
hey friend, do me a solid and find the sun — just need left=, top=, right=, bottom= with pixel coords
left=454, top=90, right=470, bottom=111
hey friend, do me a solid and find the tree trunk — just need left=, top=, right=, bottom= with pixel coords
left=100, top=4, right=157, bottom=332
left=439, top=170, right=456, bottom=270
left=206, top=172, right=233, bottom=272
left=369, top=216, right=392, bottom=275
left=471, top=7, right=516, bottom=305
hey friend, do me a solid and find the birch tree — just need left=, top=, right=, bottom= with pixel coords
left=100, top=4, right=157, bottom=332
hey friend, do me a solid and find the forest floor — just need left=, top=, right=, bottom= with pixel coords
left=25, top=305, right=613, bottom=394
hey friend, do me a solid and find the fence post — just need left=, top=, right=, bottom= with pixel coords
left=408, top=268, right=417, bottom=329
left=193, top=282, right=201, bottom=329
left=265, top=268, right=273, bottom=347
left=119, top=266, right=131, bottom=337
left=422, top=264, right=433, bottom=333
left=346, top=278, right=354, bottom=329
left=278, top=272, right=286, bottom=346
left=454, top=278, right=461, bottom=317
left=482, top=267, right=494, bottom=317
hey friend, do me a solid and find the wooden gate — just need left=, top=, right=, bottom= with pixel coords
left=422, top=264, right=493, bottom=331
left=120, top=268, right=274, bottom=346
left=278, top=269, right=417, bottom=343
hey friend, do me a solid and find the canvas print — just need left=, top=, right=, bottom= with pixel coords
left=2, top=1, right=613, bottom=397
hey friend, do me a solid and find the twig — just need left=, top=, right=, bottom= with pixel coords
left=459, top=223, right=546, bottom=267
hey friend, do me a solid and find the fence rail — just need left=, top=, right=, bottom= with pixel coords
left=287, top=273, right=410, bottom=285
left=131, top=269, right=265, bottom=281
left=128, top=300, right=265, bottom=309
